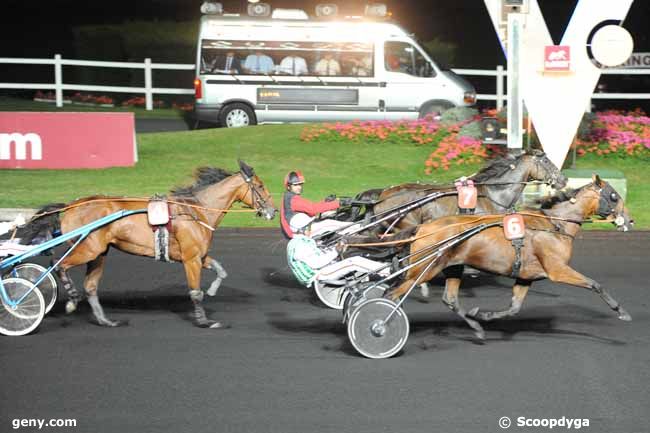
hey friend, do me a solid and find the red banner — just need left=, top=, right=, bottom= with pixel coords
left=0, top=112, right=137, bottom=169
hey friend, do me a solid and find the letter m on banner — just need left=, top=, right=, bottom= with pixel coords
left=0, top=133, right=42, bottom=160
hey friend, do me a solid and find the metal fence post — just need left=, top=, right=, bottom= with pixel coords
left=496, top=65, right=505, bottom=111
left=54, top=54, right=63, bottom=108
left=144, top=58, right=153, bottom=111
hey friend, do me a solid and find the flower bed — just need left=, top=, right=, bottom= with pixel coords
left=121, top=96, right=165, bottom=109
left=301, top=108, right=650, bottom=173
left=576, top=110, right=650, bottom=160
left=301, top=116, right=448, bottom=146
left=300, top=111, right=493, bottom=172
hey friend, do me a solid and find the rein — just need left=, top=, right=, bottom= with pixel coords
left=375, top=180, right=552, bottom=205
left=342, top=212, right=586, bottom=249
left=27, top=197, right=259, bottom=221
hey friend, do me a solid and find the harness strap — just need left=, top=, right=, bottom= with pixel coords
left=510, top=238, right=524, bottom=279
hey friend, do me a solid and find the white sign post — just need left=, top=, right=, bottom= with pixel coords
left=507, top=12, right=524, bottom=152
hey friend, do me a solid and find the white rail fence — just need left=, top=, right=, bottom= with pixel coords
left=1, top=55, right=649, bottom=111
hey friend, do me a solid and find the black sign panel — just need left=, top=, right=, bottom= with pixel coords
left=257, top=88, right=358, bottom=105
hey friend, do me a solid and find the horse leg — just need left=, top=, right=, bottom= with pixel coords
left=203, top=256, right=228, bottom=296
left=546, top=265, right=631, bottom=321
left=82, top=254, right=125, bottom=327
left=54, top=265, right=82, bottom=314
left=53, top=245, right=102, bottom=315
left=468, top=279, right=530, bottom=322
left=441, top=277, right=486, bottom=340
left=184, top=256, right=227, bottom=329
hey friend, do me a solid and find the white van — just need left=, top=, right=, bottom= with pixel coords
left=193, top=9, right=476, bottom=127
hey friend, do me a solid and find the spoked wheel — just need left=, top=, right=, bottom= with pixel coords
left=0, top=278, right=45, bottom=336
left=6, top=263, right=57, bottom=314
left=347, top=298, right=409, bottom=359
left=313, top=280, right=347, bottom=310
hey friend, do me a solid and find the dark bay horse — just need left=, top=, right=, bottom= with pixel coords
left=23, top=161, right=275, bottom=329
left=368, top=150, right=567, bottom=231
left=388, top=175, right=632, bottom=340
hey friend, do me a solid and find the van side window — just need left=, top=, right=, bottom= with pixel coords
left=384, top=41, right=435, bottom=78
left=201, top=49, right=243, bottom=75
left=200, top=40, right=373, bottom=77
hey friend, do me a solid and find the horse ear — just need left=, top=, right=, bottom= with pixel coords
left=592, top=173, right=604, bottom=186
left=238, top=159, right=255, bottom=177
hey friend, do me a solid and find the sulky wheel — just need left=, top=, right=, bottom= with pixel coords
left=313, top=280, right=348, bottom=310
left=342, top=283, right=388, bottom=323
left=347, top=298, right=409, bottom=359
left=0, top=278, right=45, bottom=336
left=6, top=263, right=57, bottom=314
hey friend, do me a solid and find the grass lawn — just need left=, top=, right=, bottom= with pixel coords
left=0, top=96, right=186, bottom=119
left=0, top=124, right=648, bottom=228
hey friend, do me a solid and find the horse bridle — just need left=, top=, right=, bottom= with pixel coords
left=595, top=186, right=621, bottom=219
left=240, top=172, right=271, bottom=215
left=531, top=153, right=563, bottom=189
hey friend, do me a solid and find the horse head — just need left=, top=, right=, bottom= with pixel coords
left=546, top=175, right=633, bottom=232
left=522, top=150, right=567, bottom=190
left=238, top=160, right=276, bottom=220
left=591, top=174, right=633, bottom=232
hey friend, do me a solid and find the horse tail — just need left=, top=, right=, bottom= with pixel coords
left=14, top=203, right=66, bottom=245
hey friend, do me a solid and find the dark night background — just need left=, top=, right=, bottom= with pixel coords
left=1, top=1, right=649, bottom=109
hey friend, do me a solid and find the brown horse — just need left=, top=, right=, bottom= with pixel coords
left=388, top=175, right=632, bottom=339
left=25, top=161, right=275, bottom=329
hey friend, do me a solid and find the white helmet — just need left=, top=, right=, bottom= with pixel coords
left=290, top=213, right=314, bottom=233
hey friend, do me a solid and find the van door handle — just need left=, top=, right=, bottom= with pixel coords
left=380, top=82, right=387, bottom=88
left=379, top=99, right=385, bottom=110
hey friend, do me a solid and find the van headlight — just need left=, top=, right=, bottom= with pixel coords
left=464, top=91, right=476, bottom=104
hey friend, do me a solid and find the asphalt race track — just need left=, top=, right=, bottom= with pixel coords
left=2, top=229, right=649, bottom=433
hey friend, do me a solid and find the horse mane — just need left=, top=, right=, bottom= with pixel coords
left=170, top=166, right=234, bottom=197
left=470, top=153, right=523, bottom=182
left=537, top=185, right=589, bottom=209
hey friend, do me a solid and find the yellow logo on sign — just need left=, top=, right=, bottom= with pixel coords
left=259, top=91, right=280, bottom=98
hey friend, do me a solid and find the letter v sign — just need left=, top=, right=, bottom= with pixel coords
left=484, top=0, right=634, bottom=169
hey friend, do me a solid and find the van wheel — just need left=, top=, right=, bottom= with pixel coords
left=420, top=103, right=451, bottom=120
left=219, top=103, right=256, bottom=128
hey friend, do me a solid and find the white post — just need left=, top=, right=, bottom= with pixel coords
left=144, top=58, right=153, bottom=111
left=496, top=65, right=505, bottom=111
left=54, top=54, right=63, bottom=108
left=507, top=13, right=524, bottom=151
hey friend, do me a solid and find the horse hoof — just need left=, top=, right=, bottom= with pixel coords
left=618, top=308, right=632, bottom=322
left=209, top=321, right=231, bottom=329
left=65, top=301, right=77, bottom=314
left=92, top=318, right=128, bottom=327
left=110, top=320, right=129, bottom=327
left=475, top=329, right=486, bottom=340
left=195, top=320, right=230, bottom=329
left=467, top=307, right=479, bottom=318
